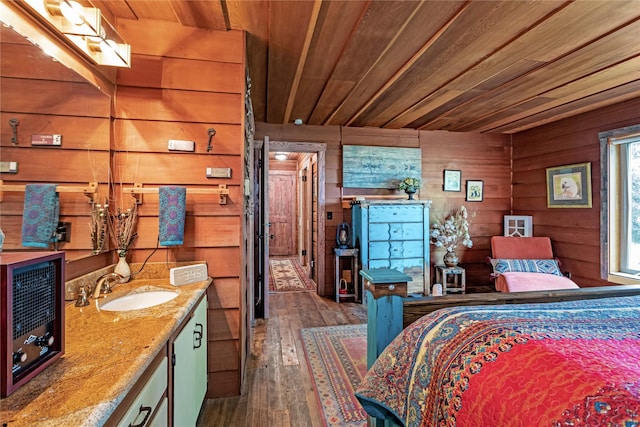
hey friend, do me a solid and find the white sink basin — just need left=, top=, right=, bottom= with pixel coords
left=99, top=290, right=179, bottom=312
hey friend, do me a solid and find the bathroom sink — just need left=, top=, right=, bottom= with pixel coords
left=99, top=289, right=179, bottom=312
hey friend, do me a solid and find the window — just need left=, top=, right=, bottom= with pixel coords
left=622, top=140, right=640, bottom=272
left=600, top=125, right=640, bottom=283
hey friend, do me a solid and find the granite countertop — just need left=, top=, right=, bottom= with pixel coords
left=0, top=273, right=211, bottom=426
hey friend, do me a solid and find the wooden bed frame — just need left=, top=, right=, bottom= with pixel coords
left=366, top=283, right=640, bottom=367
left=364, top=283, right=640, bottom=427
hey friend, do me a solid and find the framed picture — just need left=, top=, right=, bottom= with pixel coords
left=342, top=145, right=421, bottom=188
left=466, top=180, right=484, bottom=202
left=546, top=162, right=592, bottom=208
left=443, top=169, right=461, bottom=192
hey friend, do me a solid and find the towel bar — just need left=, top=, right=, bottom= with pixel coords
left=0, top=181, right=98, bottom=203
left=123, top=183, right=229, bottom=205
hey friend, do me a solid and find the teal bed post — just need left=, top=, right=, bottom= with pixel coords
left=360, top=268, right=410, bottom=368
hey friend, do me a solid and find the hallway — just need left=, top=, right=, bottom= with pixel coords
left=198, top=292, right=367, bottom=426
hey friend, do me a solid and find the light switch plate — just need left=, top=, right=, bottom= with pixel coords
left=0, top=161, right=18, bottom=173
left=168, top=139, right=195, bottom=152
left=206, top=167, right=232, bottom=178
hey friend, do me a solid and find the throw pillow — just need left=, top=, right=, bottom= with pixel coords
left=490, top=258, right=562, bottom=276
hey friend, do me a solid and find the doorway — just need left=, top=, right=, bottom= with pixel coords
left=253, top=139, right=326, bottom=320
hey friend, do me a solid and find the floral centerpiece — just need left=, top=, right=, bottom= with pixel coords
left=398, top=177, right=421, bottom=199
left=429, top=205, right=473, bottom=267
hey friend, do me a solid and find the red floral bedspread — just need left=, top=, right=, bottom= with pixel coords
left=355, top=295, right=640, bottom=427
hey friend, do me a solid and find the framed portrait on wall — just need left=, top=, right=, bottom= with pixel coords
left=466, top=180, right=484, bottom=202
left=443, top=169, right=461, bottom=192
left=546, top=162, right=592, bottom=208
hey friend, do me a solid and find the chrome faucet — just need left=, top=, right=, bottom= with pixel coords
left=92, top=272, right=124, bottom=299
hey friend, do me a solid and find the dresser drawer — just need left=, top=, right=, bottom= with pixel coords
left=369, top=241, right=424, bottom=259
left=369, top=222, right=424, bottom=241
left=368, top=205, right=424, bottom=223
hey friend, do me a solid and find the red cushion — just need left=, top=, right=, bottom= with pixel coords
left=491, top=236, right=554, bottom=259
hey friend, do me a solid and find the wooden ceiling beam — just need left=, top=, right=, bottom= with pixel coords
left=342, top=1, right=469, bottom=128
left=309, top=1, right=426, bottom=125
left=398, top=3, right=640, bottom=131
left=282, top=0, right=322, bottom=124
left=462, top=55, right=640, bottom=133
left=489, top=80, right=640, bottom=134
left=168, top=0, right=228, bottom=31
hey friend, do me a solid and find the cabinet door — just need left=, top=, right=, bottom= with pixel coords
left=173, top=297, right=207, bottom=426
left=117, top=357, right=168, bottom=427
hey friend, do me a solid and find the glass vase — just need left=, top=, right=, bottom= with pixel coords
left=114, top=255, right=131, bottom=283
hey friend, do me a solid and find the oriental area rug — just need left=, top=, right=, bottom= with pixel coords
left=301, top=324, right=368, bottom=427
left=269, top=257, right=317, bottom=293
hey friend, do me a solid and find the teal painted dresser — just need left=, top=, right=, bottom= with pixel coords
left=351, top=200, right=432, bottom=295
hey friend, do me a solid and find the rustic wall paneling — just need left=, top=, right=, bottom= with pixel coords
left=512, top=97, right=640, bottom=288
left=115, top=19, right=246, bottom=397
left=0, top=24, right=111, bottom=264
left=255, top=123, right=512, bottom=294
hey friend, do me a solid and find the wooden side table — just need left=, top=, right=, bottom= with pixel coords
left=334, top=248, right=358, bottom=302
left=434, top=265, right=466, bottom=294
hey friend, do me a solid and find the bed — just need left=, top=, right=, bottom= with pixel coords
left=355, top=294, right=640, bottom=427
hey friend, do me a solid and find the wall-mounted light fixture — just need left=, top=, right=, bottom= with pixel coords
left=275, top=152, right=288, bottom=161
left=22, top=0, right=131, bottom=68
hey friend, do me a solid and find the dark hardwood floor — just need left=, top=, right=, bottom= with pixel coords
left=197, top=291, right=368, bottom=427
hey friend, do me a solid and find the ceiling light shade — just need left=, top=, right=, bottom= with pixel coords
left=57, top=0, right=84, bottom=25
left=275, top=152, right=288, bottom=161
left=40, top=0, right=101, bottom=36
left=22, top=0, right=131, bottom=67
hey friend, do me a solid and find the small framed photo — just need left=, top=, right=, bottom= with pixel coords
left=443, top=169, right=461, bottom=192
left=546, top=162, right=592, bottom=208
left=466, top=180, right=484, bottom=202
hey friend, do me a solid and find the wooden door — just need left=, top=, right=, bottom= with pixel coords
left=269, top=170, right=296, bottom=256
left=311, top=160, right=318, bottom=282
left=254, top=137, right=269, bottom=319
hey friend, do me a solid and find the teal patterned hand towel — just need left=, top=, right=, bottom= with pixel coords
left=22, top=184, right=59, bottom=248
left=159, top=186, right=186, bottom=246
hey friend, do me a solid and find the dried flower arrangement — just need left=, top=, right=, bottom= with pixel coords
left=90, top=202, right=108, bottom=255
left=107, top=202, right=138, bottom=257
left=429, top=205, right=473, bottom=253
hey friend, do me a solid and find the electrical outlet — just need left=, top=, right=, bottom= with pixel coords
left=56, top=222, right=71, bottom=242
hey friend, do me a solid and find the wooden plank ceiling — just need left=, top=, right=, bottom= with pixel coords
left=95, top=0, right=640, bottom=134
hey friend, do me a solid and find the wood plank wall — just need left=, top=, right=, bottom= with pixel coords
left=255, top=124, right=512, bottom=293
left=512, top=97, right=640, bottom=287
left=0, top=27, right=111, bottom=266
left=115, top=19, right=245, bottom=397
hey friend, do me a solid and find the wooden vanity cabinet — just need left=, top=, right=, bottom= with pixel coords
left=351, top=200, right=432, bottom=296
left=171, top=295, right=208, bottom=426
left=105, top=346, right=169, bottom=427
left=105, top=293, right=208, bottom=427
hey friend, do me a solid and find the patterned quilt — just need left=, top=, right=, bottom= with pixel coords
left=355, top=295, right=640, bottom=427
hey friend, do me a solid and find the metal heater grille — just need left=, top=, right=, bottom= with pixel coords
left=12, top=262, right=57, bottom=340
